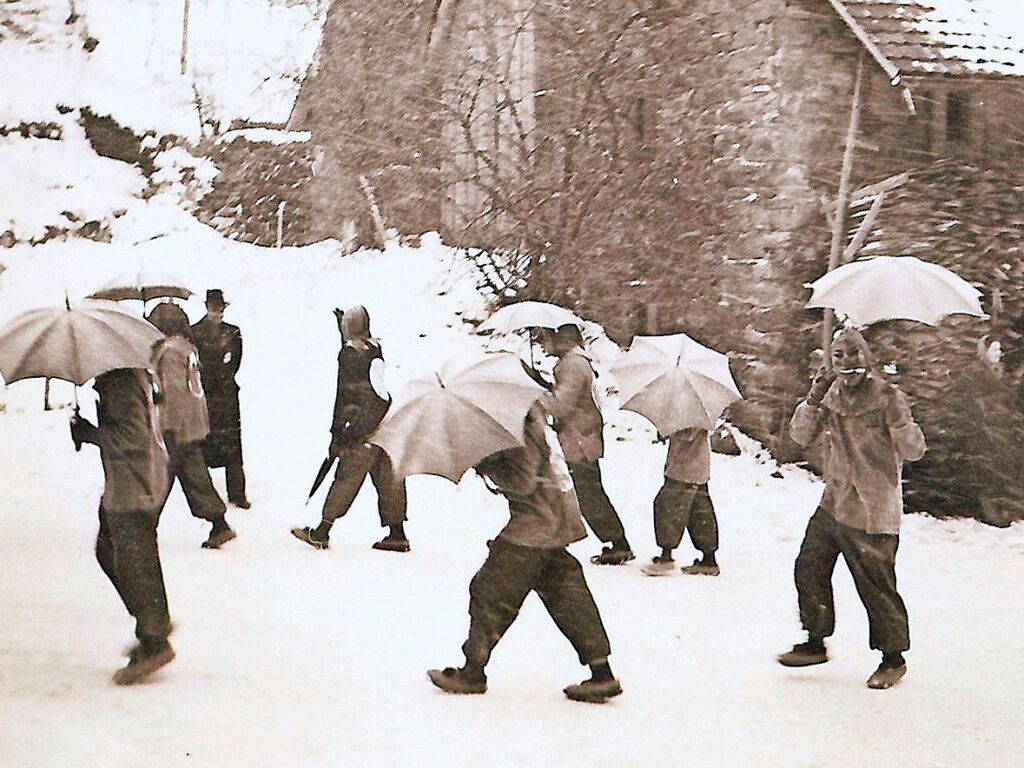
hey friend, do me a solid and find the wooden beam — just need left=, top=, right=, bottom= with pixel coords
left=842, top=190, right=886, bottom=263
left=822, top=55, right=864, bottom=367
left=823, top=0, right=901, bottom=84
left=825, top=171, right=909, bottom=213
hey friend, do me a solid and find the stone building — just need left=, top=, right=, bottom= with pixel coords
left=289, top=1, right=1024, bottom=495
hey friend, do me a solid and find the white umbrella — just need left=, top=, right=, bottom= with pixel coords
left=806, top=256, right=984, bottom=326
left=370, top=352, right=547, bottom=482
left=611, top=333, right=741, bottom=435
left=479, top=301, right=585, bottom=334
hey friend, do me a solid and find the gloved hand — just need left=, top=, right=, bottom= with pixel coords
left=807, top=366, right=836, bottom=405
left=69, top=412, right=96, bottom=451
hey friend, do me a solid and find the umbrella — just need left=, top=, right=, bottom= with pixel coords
left=0, top=298, right=163, bottom=386
left=370, top=352, right=547, bottom=482
left=610, top=333, right=741, bottom=436
left=479, top=301, right=585, bottom=334
left=805, top=256, right=984, bottom=326
left=89, top=270, right=192, bottom=303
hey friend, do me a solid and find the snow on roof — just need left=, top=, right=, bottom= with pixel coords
left=834, top=0, right=1024, bottom=78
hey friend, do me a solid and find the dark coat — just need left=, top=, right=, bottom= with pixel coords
left=477, top=407, right=587, bottom=549
left=191, top=316, right=243, bottom=467
left=791, top=373, right=926, bottom=534
left=151, top=335, right=210, bottom=445
left=74, top=369, right=169, bottom=513
left=541, top=348, right=604, bottom=465
left=331, top=341, right=390, bottom=451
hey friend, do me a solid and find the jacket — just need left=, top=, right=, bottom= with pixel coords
left=790, top=373, right=926, bottom=534
left=75, top=369, right=169, bottom=513
left=331, top=342, right=391, bottom=447
left=541, top=348, right=604, bottom=465
left=152, top=335, right=210, bottom=444
left=665, top=427, right=710, bottom=484
left=478, top=407, right=587, bottom=549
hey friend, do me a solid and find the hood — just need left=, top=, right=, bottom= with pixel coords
left=342, top=305, right=372, bottom=343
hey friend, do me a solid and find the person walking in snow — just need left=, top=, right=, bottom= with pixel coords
left=70, top=368, right=175, bottom=685
left=292, top=305, right=408, bottom=552
left=428, top=405, right=623, bottom=703
left=192, top=289, right=250, bottom=509
left=640, top=427, right=720, bottom=577
left=537, top=324, right=633, bottom=565
left=148, top=303, right=236, bottom=550
left=778, top=327, right=926, bottom=690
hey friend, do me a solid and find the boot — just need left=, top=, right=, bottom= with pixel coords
left=640, top=555, right=675, bottom=577
left=291, top=523, right=330, bottom=550
left=372, top=525, right=410, bottom=553
left=866, top=652, right=907, bottom=690
left=112, top=639, right=175, bottom=686
left=564, top=661, right=622, bottom=703
left=589, top=544, right=635, bottom=565
left=427, top=666, right=487, bottom=695
left=777, top=637, right=828, bottom=667
left=202, top=518, right=237, bottom=549
left=680, top=556, right=720, bottom=576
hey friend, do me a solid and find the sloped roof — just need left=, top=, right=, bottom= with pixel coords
left=833, top=0, right=1024, bottom=78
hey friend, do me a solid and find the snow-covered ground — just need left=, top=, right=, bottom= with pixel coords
left=2, top=2, right=1023, bottom=765
left=1, top=228, right=1023, bottom=767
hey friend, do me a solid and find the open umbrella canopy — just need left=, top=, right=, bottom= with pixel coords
left=0, top=299, right=163, bottom=386
left=370, top=352, right=547, bottom=482
left=89, top=269, right=192, bottom=302
left=478, top=300, right=585, bottom=334
left=806, top=255, right=984, bottom=326
left=611, top=333, right=741, bottom=436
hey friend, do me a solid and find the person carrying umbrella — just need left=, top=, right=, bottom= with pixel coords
left=640, top=427, right=720, bottom=577
left=147, top=303, right=236, bottom=550
left=427, top=404, right=623, bottom=703
left=192, top=289, right=250, bottom=509
left=778, top=327, right=926, bottom=690
left=292, top=305, right=408, bottom=552
left=70, top=368, right=176, bottom=685
left=537, top=324, right=633, bottom=565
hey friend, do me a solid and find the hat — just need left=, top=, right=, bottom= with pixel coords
left=205, top=289, right=229, bottom=309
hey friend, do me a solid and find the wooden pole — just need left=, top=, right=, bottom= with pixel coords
left=180, top=0, right=191, bottom=76
left=822, top=54, right=864, bottom=368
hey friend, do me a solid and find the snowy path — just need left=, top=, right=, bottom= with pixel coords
left=1, top=239, right=1022, bottom=767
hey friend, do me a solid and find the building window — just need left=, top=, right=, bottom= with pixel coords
left=946, top=91, right=969, bottom=145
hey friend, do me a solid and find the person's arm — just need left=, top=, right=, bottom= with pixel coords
left=885, top=388, right=926, bottom=462
left=790, top=367, right=834, bottom=447
left=69, top=412, right=99, bottom=447
left=540, top=356, right=590, bottom=425
left=225, top=326, right=242, bottom=377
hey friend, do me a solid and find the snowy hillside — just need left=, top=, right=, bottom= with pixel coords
left=2, top=2, right=1023, bottom=767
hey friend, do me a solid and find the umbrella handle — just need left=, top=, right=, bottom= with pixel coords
left=72, top=391, right=82, bottom=452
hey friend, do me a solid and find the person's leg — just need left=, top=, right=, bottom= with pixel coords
left=95, top=505, right=133, bottom=617
left=536, top=549, right=622, bottom=702
left=779, top=507, right=840, bottom=666
left=368, top=446, right=409, bottom=551
left=175, top=439, right=228, bottom=521
left=653, top=478, right=691, bottom=556
left=461, top=539, right=545, bottom=670
left=225, top=458, right=249, bottom=508
left=835, top=523, right=910, bottom=688
left=680, top=485, right=720, bottom=575
left=293, top=445, right=375, bottom=548
left=569, top=461, right=632, bottom=563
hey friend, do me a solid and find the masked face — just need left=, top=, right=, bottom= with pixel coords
left=535, top=329, right=559, bottom=356
left=831, top=337, right=868, bottom=389
left=207, top=306, right=225, bottom=324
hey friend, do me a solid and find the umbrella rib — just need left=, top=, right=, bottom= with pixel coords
left=8, top=317, right=63, bottom=381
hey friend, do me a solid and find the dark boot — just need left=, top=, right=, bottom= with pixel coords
left=112, top=639, right=175, bottom=686
left=564, top=660, right=622, bottom=703
left=866, top=652, right=907, bottom=689
left=778, top=637, right=828, bottom=667
left=427, top=665, right=487, bottom=695
left=202, top=517, right=237, bottom=550
left=589, top=543, right=635, bottom=565
left=372, top=525, right=410, bottom=552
